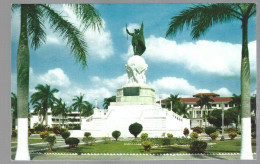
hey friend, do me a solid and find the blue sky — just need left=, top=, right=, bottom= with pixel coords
left=11, top=4, right=257, bottom=109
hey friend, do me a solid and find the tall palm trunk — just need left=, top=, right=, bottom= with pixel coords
left=15, top=5, right=30, bottom=160
left=240, top=17, right=253, bottom=160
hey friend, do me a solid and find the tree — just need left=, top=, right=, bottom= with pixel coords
left=52, top=98, right=68, bottom=128
left=207, top=108, right=238, bottom=128
left=103, top=96, right=116, bottom=109
left=166, top=3, right=255, bottom=159
left=72, top=94, right=85, bottom=125
left=12, top=4, right=102, bottom=160
left=230, top=94, right=241, bottom=128
left=129, top=122, right=143, bottom=138
left=31, top=84, right=59, bottom=125
left=11, top=92, right=18, bottom=129
left=177, top=102, right=190, bottom=118
left=81, top=101, right=94, bottom=118
left=165, top=94, right=181, bottom=111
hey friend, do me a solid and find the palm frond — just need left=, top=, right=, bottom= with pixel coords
left=166, top=4, right=240, bottom=39
left=11, top=4, right=20, bottom=12
left=40, top=4, right=88, bottom=67
left=27, top=4, right=46, bottom=50
left=68, top=4, right=103, bottom=32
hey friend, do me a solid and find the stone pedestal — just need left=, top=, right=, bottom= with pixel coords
left=111, top=85, right=156, bottom=106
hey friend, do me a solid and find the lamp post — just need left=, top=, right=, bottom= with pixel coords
left=221, top=102, right=225, bottom=141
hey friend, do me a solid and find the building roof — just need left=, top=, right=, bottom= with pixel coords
left=157, top=93, right=232, bottom=104
left=192, top=93, right=220, bottom=97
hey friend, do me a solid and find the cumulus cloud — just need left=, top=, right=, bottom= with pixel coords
left=62, top=5, right=114, bottom=60
left=213, top=87, right=232, bottom=97
left=38, top=68, right=71, bottom=87
left=122, top=35, right=256, bottom=77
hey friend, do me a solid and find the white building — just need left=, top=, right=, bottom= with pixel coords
left=159, top=93, right=234, bottom=128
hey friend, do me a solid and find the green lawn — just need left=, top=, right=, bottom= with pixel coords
left=43, top=139, right=256, bottom=154
left=11, top=138, right=46, bottom=147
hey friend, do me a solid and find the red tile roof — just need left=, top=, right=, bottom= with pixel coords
left=157, top=95, right=232, bottom=104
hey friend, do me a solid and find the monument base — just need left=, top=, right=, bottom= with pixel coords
left=111, top=85, right=156, bottom=106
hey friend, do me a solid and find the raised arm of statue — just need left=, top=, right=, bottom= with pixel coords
left=126, top=25, right=134, bottom=36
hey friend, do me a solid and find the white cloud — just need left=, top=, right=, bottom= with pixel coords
left=46, top=35, right=61, bottom=45
left=149, top=77, right=210, bottom=98
left=122, top=35, right=256, bottom=77
left=62, top=5, right=114, bottom=60
left=38, top=68, right=71, bottom=87
left=213, top=87, right=232, bottom=97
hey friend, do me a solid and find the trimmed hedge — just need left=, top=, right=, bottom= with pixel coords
left=190, top=141, right=207, bottom=153
left=192, top=126, right=203, bottom=134
left=141, top=141, right=152, bottom=152
left=61, top=131, right=71, bottom=140
left=65, top=137, right=80, bottom=148
left=129, top=122, right=143, bottom=138
left=112, top=130, right=121, bottom=141
left=205, top=126, right=217, bottom=136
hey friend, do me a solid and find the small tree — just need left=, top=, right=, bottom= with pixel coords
left=192, top=126, right=203, bottom=134
left=112, top=130, right=121, bottom=141
left=53, top=125, right=61, bottom=135
left=167, top=133, right=173, bottom=138
left=209, top=132, right=219, bottom=140
left=82, top=137, right=96, bottom=145
left=45, top=136, right=56, bottom=151
left=129, top=122, right=143, bottom=138
left=183, top=128, right=189, bottom=137
left=228, top=132, right=238, bottom=140
left=141, top=141, right=153, bottom=152
left=84, top=132, right=91, bottom=138
left=65, top=137, right=80, bottom=148
left=190, top=132, right=198, bottom=139
left=205, top=126, right=217, bottom=136
left=40, top=131, right=49, bottom=139
left=190, top=141, right=207, bottom=153
left=141, top=133, right=148, bottom=140
left=61, top=131, right=71, bottom=140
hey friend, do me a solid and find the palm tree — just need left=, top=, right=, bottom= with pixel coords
left=11, top=92, right=18, bottom=129
left=165, top=94, right=181, bottom=111
left=177, top=103, right=190, bottom=118
left=166, top=3, right=255, bottom=159
left=230, top=94, right=241, bottom=129
left=72, top=94, right=85, bottom=126
left=31, top=101, right=44, bottom=124
left=82, top=101, right=94, bottom=118
left=103, top=96, right=116, bottom=109
left=30, top=84, right=59, bottom=125
left=52, top=98, right=68, bottom=128
left=197, top=95, right=213, bottom=117
left=12, top=4, right=102, bottom=160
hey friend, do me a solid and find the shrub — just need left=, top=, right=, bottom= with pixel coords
left=12, top=130, right=17, bottom=137
left=190, top=141, right=207, bottom=153
left=162, top=138, right=171, bottom=145
left=45, top=136, right=56, bottom=151
left=205, top=126, right=217, bottom=136
left=82, top=137, right=96, bottom=145
left=129, top=122, right=143, bottom=138
left=141, top=133, right=148, bottom=140
left=251, top=132, right=256, bottom=139
left=65, top=137, right=80, bottom=148
left=183, top=128, right=189, bottom=137
left=237, top=130, right=241, bottom=135
left=34, top=124, right=46, bottom=132
left=228, top=132, right=237, bottom=140
left=167, top=133, right=173, bottom=138
left=227, top=128, right=236, bottom=133
left=53, top=125, right=61, bottom=135
left=61, top=131, right=70, bottom=140
left=141, top=141, right=152, bottom=152
left=60, top=128, right=68, bottom=134
left=192, top=126, right=203, bottom=134
left=29, top=128, right=35, bottom=134
left=190, top=132, right=199, bottom=139
left=28, top=131, right=32, bottom=137
left=209, top=132, right=219, bottom=140
left=40, top=131, right=49, bottom=139
left=112, top=131, right=121, bottom=141
left=84, top=132, right=91, bottom=138
left=102, top=137, right=111, bottom=144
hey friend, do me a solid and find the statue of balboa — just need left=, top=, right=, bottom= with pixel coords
left=125, top=22, right=147, bottom=86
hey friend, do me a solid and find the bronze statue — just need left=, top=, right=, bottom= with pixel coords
left=126, top=22, right=146, bottom=56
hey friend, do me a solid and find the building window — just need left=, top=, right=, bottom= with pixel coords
left=225, top=104, right=228, bottom=107
left=212, top=104, right=216, bottom=107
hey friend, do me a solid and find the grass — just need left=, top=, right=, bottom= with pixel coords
left=11, top=137, right=46, bottom=147
left=43, top=138, right=256, bottom=154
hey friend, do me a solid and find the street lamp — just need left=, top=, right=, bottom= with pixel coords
left=221, top=102, right=225, bottom=141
